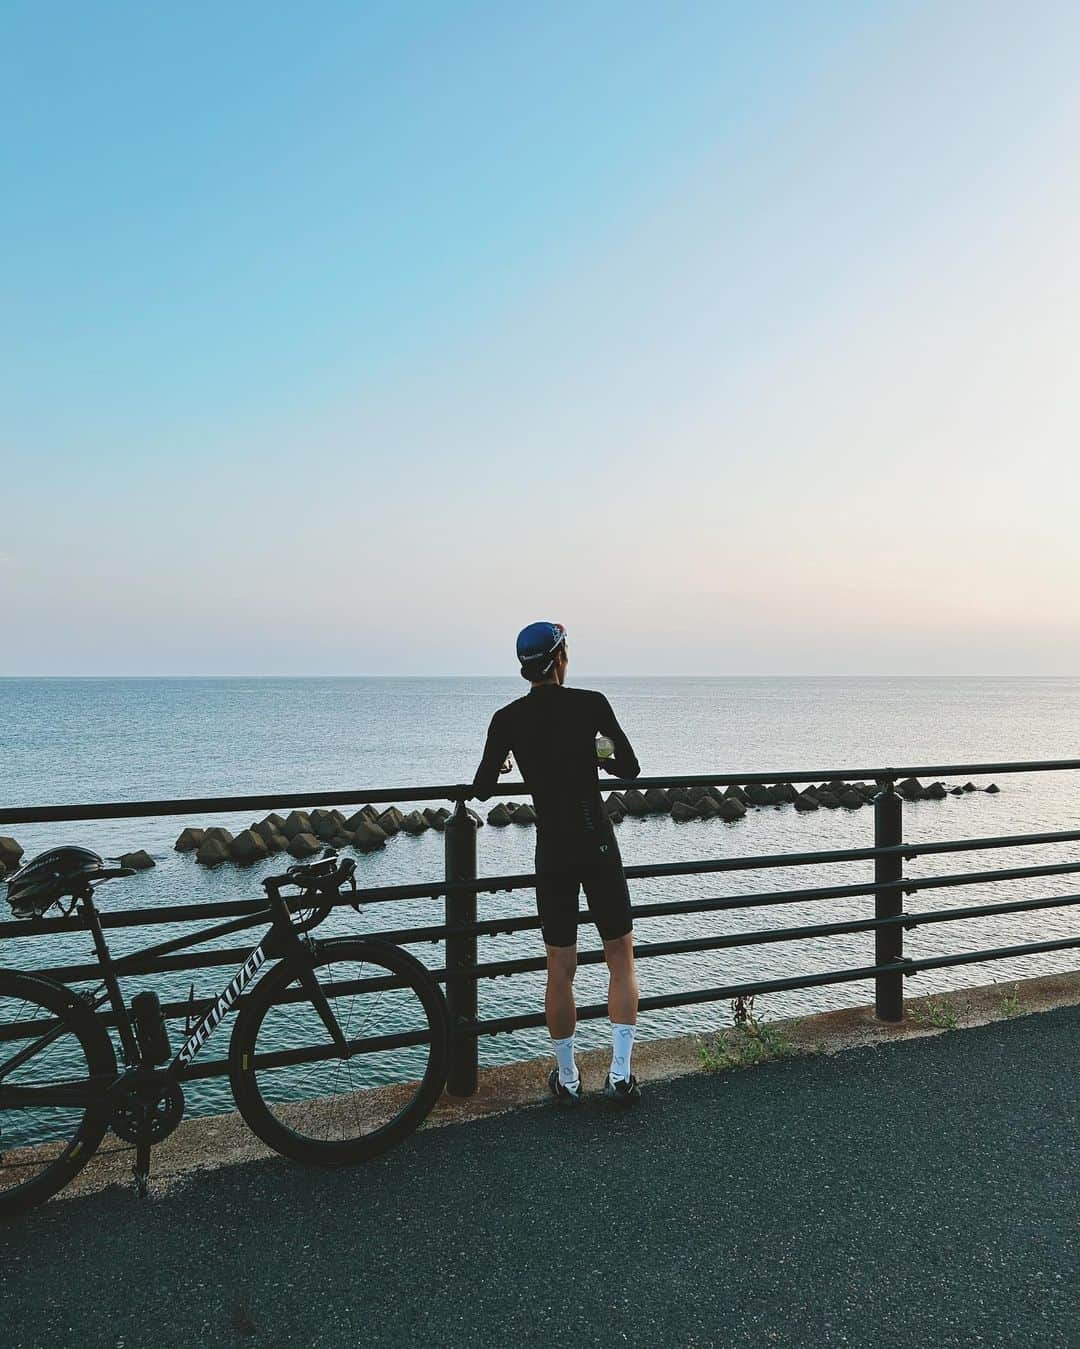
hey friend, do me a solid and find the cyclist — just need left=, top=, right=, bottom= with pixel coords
left=472, top=621, right=642, bottom=1105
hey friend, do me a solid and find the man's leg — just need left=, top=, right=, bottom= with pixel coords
left=604, top=932, right=639, bottom=1086
left=545, top=943, right=580, bottom=1089
left=603, top=931, right=639, bottom=1028
left=545, top=943, right=578, bottom=1040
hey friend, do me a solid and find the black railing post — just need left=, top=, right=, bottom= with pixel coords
left=444, top=799, right=479, bottom=1095
left=874, top=778, right=904, bottom=1021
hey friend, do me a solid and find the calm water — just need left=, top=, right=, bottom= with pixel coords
left=2, top=676, right=1080, bottom=1116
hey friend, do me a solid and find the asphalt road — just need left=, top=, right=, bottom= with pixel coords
left=3, top=1006, right=1078, bottom=1349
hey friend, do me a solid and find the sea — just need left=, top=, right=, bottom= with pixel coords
left=2, top=676, right=1079, bottom=1117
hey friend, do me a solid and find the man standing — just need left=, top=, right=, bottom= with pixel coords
left=472, top=621, right=642, bottom=1104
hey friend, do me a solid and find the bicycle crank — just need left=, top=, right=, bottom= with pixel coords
left=111, top=1079, right=185, bottom=1145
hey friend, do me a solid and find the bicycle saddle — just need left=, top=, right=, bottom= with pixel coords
left=6, top=847, right=134, bottom=919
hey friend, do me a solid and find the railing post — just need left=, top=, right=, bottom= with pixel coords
left=444, top=799, right=479, bottom=1096
left=874, top=778, right=904, bottom=1021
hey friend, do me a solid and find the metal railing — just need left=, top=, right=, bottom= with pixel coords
left=3, top=758, right=1080, bottom=1097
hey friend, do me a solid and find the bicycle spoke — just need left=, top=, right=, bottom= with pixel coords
left=236, top=942, right=444, bottom=1158
left=0, top=981, right=108, bottom=1209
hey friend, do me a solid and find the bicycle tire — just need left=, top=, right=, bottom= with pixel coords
left=229, top=938, right=448, bottom=1165
left=0, top=970, right=116, bottom=1217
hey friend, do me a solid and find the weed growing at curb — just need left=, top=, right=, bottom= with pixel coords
left=997, top=984, right=1025, bottom=1018
left=910, top=997, right=962, bottom=1030
left=699, top=1001, right=801, bottom=1072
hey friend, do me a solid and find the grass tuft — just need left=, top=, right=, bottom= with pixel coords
left=909, top=997, right=962, bottom=1030
left=699, top=1001, right=801, bottom=1071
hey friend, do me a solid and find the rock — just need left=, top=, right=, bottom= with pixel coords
left=230, top=830, right=269, bottom=865
left=512, top=803, right=537, bottom=824
left=174, top=828, right=205, bottom=853
left=687, top=784, right=713, bottom=805
left=815, top=790, right=839, bottom=808
left=898, top=779, right=925, bottom=801
left=376, top=807, right=403, bottom=835
left=772, top=783, right=798, bottom=803
left=204, top=826, right=234, bottom=846
left=744, top=784, right=771, bottom=806
left=718, top=796, right=747, bottom=821
left=119, top=850, right=155, bottom=870
left=670, top=801, right=700, bottom=822
left=924, top=782, right=948, bottom=800
left=622, top=790, right=649, bottom=817
left=962, top=782, right=978, bottom=793
left=605, top=796, right=625, bottom=822
left=985, top=783, right=1000, bottom=793
left=252, top=819, right=282, bottom=846
left=856, top=783, right=877, bottom=800
left=697, top=794, right=720, bottom=818
left=261, top=812, right=287, bottom=834
left=345, top=808, right=376, bottom=832
left=423, top=808, right=448, bottom=831
left=839, top=789, right=865, bottom=809
left=643, top=788, right=671, bottom=813
left=353, top=821, right=388, bottom=852
left=330, top=832, right=354, bottom=849
left=287, top=832, right=321, bottom=858
left=401, top=811, right=429, bottom=835
left=313, top=814, right=341, bottom=841
left=723, top=785, right=749, bottom=805
left=0, top=837, right=24, bottom=870
left=264, top=830, right=289, bottom=853
left=793, top=792, right=819, bottom=812
left=195, top=838, right=230, bottom=867
left=487, top=804, right=512, bottom=827
left=282, top=811, right=313, bottom=839
left=668, top=787, right=693, bottom=806
left=949, top=786, right=964, bottom=795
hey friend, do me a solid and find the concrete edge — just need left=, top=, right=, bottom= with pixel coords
left=46, top=967, right=1080, bottom=1203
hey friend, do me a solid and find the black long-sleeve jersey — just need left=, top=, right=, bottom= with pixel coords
left=472, top=684, right=640, bottom=866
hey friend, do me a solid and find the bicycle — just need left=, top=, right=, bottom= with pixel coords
left=0, top=846, right=449, bottom=1216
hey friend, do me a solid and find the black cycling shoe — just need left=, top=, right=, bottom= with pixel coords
left=602, top=1072, right=641, bottom=1105
left=548, top=1067, right=583, bottom=1105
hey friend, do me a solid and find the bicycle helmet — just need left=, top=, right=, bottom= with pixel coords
left=516, top=621, right=567, bottom=681
left=6, top=847, right=110, bottom=919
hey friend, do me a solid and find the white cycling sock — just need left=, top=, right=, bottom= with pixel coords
left=552, top=1033, right=579, bottom=1086
left=610, top=1023, right=636, bottom=1082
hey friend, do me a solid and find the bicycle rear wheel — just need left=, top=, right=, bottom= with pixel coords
left=229, top=939, right=448, bottom=1165
left=0, top=971, right=116, bottom=1216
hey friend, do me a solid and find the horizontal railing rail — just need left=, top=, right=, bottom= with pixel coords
left=4, top=759, right=1080, bottom=827
left=3, top=758, right=1080, bottom=1096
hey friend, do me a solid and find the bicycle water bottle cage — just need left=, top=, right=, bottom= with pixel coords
left=5, top=847, right=134, bottom=919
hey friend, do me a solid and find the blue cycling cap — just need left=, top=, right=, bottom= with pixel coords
left=516, top=621, right=567, bottom=679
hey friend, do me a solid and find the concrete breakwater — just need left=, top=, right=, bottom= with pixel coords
left=0, top=778, right=1000, bottom=876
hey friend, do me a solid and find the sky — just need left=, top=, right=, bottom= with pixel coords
left=2, top=1, right=1078, bottom=676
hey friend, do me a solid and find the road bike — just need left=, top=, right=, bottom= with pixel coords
left=0, top=848, right=449, bottom=1216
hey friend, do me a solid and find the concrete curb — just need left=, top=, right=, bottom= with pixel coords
left=50, top=966, right=1080, bottom=1201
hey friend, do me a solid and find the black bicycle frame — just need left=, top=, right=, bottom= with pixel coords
left=0, top=885, right=338, bottom=1109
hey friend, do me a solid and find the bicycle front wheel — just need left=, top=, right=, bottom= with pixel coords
left=0, top=971, right=116, bottom=1217
left=229, top=939, right=448, bottom=1165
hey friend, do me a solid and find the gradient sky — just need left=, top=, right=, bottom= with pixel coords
left=3, top=1, right=1078, bottom=676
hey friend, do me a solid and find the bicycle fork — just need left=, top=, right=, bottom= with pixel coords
left=295, top=959, right=351, bottom=1059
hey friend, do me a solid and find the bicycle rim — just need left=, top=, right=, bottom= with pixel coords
left=0, top=973, right=115, bottom=1215
left=230, top=940, right=447, bottom=1164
